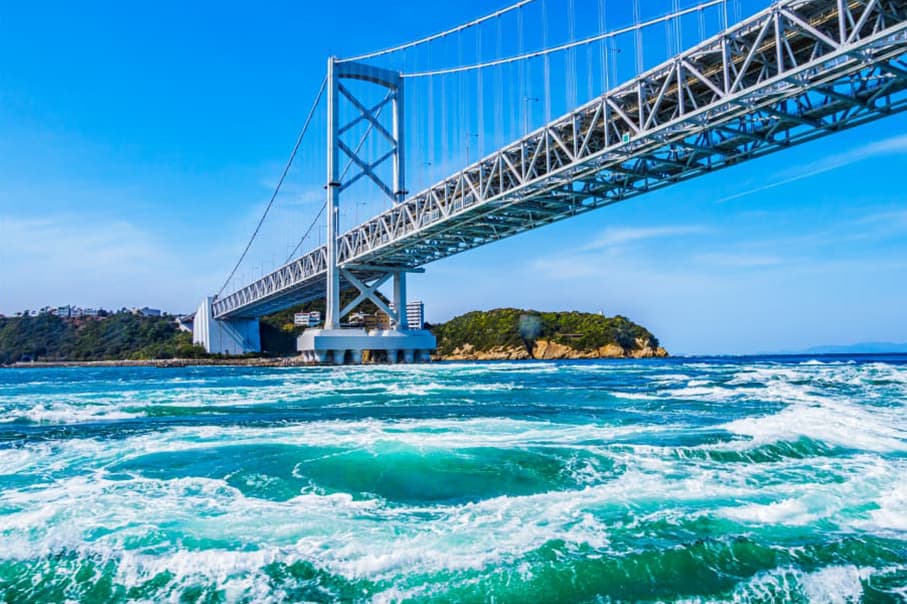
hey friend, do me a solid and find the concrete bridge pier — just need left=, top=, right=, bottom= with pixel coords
left=297, top=328, right=435, bottom=366
left=192, top=297, right=261, bottom=355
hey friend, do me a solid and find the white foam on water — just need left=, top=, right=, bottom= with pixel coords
left=722, top=398, right=907, bottom=453
left=720, top=497, right=821, bottom=526
left=610, top=391, right=657, bottom=401
left=713, top=454, right=907, bottom=535
left=801, top=565, right=870, bottom=603
left=714, top=361, right=907, bottom=453
left=1, top=440, right=903, bottom=601
left=0, top=401, right=142, bottom=424
left=665, top=385, right=741, bottom=401
left=26, top=416, right=675, bottom=468
left=0, top=471, right=613, bottom=593
left=0, top=364, right=537, bottom=425
left=0, top=443, right=775, bottom=589
left=3, top=359, right=907, bottom=601
left=705, top=564, right=875, bottom=604
left=0, top=445, right=53, bottom=475
left=384, top=381, right=516, bottom=396
left=855, top=475, right=907, bottom=533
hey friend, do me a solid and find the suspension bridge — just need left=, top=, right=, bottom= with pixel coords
left=191, top=0, right=907, bottom=362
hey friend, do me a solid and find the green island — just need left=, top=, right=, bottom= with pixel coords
left=431, top=308, right=666, bottom=360
left=0, top=305, right=665, bottom=365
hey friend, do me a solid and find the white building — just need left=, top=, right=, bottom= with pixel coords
left=52, top=305, right=74, bottom=318
left=406, top=301, right=424, bottom=330
left=133, top=307, right=163, bottom=317
left=388, top=301, right=425, bottom=329
left=294, top=311, right=322, bottom=327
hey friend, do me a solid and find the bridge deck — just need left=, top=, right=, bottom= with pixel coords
left=214, top=0, right=907, bottom=319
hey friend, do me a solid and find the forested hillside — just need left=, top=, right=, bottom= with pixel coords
left=0, top=313, right=205, bottom=364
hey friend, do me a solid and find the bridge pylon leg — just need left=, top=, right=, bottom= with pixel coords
left=325, top=57, right=341, bottom=330
left=393, top=272, right=408, bottom=330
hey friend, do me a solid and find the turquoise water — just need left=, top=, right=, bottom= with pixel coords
left=1, top=357, right=906, bottom=602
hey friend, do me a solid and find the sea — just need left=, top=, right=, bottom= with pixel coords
left=0, top=355, right=905, bottom=603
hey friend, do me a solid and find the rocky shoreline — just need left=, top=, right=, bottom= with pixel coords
left=4, top=358, right=311, bottom=369
left=441, top=338, right=668, bottom=361
left=5, top=344, right=667, bottom=369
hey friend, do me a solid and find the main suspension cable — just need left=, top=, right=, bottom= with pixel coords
left=216, top=76, right=327, bottom=298
left=401, top=0, right=724, bottom=78
left=338, top=0, right=535, bottom=63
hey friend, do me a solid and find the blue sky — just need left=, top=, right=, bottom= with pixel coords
left=1, top=0, right=906, bottom=355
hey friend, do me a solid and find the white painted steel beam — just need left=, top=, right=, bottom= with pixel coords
left=214, top=0, right=907, bottom=320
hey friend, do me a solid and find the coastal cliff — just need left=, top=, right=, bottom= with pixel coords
left=430, top=308, right=667, bottom=361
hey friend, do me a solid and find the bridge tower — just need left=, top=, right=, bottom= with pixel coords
left=297, top=57, right=436, bottom=364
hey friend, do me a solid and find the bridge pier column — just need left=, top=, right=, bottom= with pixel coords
left=393, top=272, right=408, bottom=330
left=192, top=297, right=261, bottom=355
left=325, top=57, right=341, bottom=331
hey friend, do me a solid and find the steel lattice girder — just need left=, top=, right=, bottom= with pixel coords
left=214, top=0, right=907, bottom=319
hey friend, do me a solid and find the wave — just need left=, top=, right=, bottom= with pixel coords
left=721, top=397, right=907, bottom=453
left=2, top=359, right=906, bottom=602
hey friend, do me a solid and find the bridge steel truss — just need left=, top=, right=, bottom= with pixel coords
left=214, top=0, right=907, bottom=320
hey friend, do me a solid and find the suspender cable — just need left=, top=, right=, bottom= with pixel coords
left=284, top=202, right=327, bottom=264
left=401, top=0, right=725, bottom=78
left=217, top=76, right=327, bottom=298
left=634, top=0, right=643, bottom=76
left=567, top=0, right=577, bottom=110
left=339, top=0, right=536, bottom=63
left=495, top=16, right=504, bottom=148
left=542, top=0, right=551, bottom=122
left=476, top=23, right=484, bottom=158
left=586, top=41, right=593, bottom=104
left=518, top=6, right=526, bottom=135
left=674, top=0, right=682, bottom=55
left=600, top=0, right=608, bottom=91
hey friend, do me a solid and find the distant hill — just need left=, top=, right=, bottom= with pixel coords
left=429, top=308, right=667, bottom=360
left=778, top=342, right=907, bottom=355
left=0, top=313, right=206, bottom=364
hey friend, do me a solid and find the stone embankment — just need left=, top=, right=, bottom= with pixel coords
left=7, top=358, right=311, bottom=369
